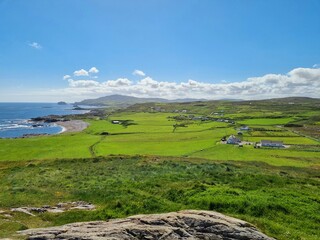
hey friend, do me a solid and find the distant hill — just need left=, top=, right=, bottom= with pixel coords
left=124, top=96, right=320, bottom=115
left=266, top=96, right=320, bottom=103
left=75, top=94, right=206, bottom=107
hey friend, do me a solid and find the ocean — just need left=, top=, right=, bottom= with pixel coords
left=0, top=103, right=88, bottom=138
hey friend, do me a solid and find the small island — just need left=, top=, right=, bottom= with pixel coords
left=57, top=101, right=67, bottom=105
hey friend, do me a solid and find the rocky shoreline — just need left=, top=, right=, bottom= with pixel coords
left=19, top=118, right=89, bottom=137
left=22, top=108, right=106, bottom=137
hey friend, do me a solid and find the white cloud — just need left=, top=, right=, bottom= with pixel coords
left=138, top=77, right=159, bottom=88
left=89, top=67, right=99, bottom=74
left=133, top=69, right=146, bottom=77
left=28, top=42, right=42, bottom=49
left=64, top=67, right=320, bottom=100
left=103, top=78, right=132, bottom=87
left=71, top=67, right=98, bottom=78
left=63, top=75, right=71, bottom=80
left=68, top=78, right=132, bottom=89
left=73, top=69, right=89, bottom=77
left=68, top=79, right=99, bottom=88
left=3, top=66, right=319, bottom=102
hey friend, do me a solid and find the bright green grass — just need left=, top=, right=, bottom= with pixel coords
left=93, top=121, right=233, bottom=156
left=0, top=108, right=319, bottom=239
left=248, top=130, right=299, bottom=137
left=0, top=112, right=318, bottom=167
left=244, top=136, right=319, bottom=145
left=0, top=156, right=319, bottom=240
left=225, top=111, right=285, bottom=119
left=190, top=144, right=320, bottom=167
left=239, top=118, right=295, bottom=125
left=0, top=133, right=100, bottom=161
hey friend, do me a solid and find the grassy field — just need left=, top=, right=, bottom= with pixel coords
left=0, top=98, right=319, bottom=239
left=0, top=112, right=319, bottom=166
left=0, top=156, right=319, bottom=240
left=0, top=133, right=100, bottom=161
left=239, top=117, right=296, bottom=125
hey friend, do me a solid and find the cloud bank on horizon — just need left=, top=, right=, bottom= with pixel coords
left=1, top=66, right=319, bottom=102
left=51, top=66, right=320, bottom=102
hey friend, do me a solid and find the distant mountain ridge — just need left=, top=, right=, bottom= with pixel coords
left=75, top=95, right=320, bottom=108
left=75, top=94, right=206, bottom=107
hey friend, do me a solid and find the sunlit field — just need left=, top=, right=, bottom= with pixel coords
left=0, top=100, right=319, bottom=239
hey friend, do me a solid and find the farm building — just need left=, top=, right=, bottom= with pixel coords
left=260, top=140, right=283, bottom=148
left=227, top=135, right=241, bottom=144
left=240, top=126, right=250, bottom=131
left=112, top=120, right=121, bottom=124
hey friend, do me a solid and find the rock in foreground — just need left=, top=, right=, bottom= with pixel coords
left=19, top=210, right=274, bottom=240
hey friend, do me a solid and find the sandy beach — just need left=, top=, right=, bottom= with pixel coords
left=56, top=120, right=89, bottom=133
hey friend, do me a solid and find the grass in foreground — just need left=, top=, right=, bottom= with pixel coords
left=0, top=156, right=319, bottom=239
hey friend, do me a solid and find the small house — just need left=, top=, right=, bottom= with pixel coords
left=227, top=135, right=241, bottom=144
left=112, top=120, right=121, bottom=124
left=260, top=140, right=283, bottom=148
left=240, top=126, right=250, bottom=131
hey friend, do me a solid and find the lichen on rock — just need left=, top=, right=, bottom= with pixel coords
left=19, top=210, right=274, bottom=239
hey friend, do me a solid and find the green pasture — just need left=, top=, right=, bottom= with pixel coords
left=86, top=112, right=228, bottom=135
left=239, top=117, right=296, bottom=125
left=225, top=111, right=285, bottom=119
left=0, top=112, right=319, bottom=168
left=190, top=144, right=320, bottom=167
left=0, top=100, right=320, bottom=239
left=0, top=156, right=319, bottom=240
left=244, top=136, right=319, bottom=145
left=0, top=133, right=100, bottom=161
left=247, top=130, right=299, bottom=137
left=86, top=113, right=232, bottom=158
left=248, top=125, right=284, bottom=131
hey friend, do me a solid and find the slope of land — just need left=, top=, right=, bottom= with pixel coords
left=0, top=156, right=319, bottom=239
left=1, top=111, right=318, bottom=166
left=0, top=97, right=319, bottom=239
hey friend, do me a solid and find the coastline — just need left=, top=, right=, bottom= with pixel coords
left=57, top=125, right=67, bottom=134
left=55, top=120, right=89, bottom=134
left=0, top=104, right=103, bottom=138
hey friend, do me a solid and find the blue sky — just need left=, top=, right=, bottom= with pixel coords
left=0, top=0, right=319, bottom=101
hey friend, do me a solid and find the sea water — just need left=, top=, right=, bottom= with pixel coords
left=0, top=103, right=88, bottom=138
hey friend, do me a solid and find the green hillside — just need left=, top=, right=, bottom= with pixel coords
left=0, top=97, right=319, bottom=239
